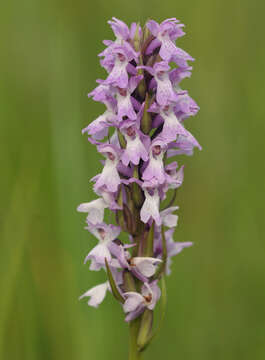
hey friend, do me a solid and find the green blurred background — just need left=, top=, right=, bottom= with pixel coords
left=1, top=0, right=265, bottom=359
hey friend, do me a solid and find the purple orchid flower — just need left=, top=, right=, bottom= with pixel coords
left=140, top=61, right=177, bottom=106
left=146, top=19, right=194, bottom=66
left=92, top=144, right=121, bottom=193
left=153, top=103, right=188, bottom=142
left=120, top=123, right=150, bottom=166
left=101, top=45, right=138, bottom=89
left=115, top=75, right=143, bottom=121
left=150, top=102, right=201, bottom=147
left=123, top=281, right=161, bottom=322
left=140, top=184, right=161, bottom=226
left=84, top=222, right=121, bottom=271
left=142, top=137, right=167, bottom=184
left=110, top=243, right=162, bottom=279
left=99, top=18, right=138, bottom=62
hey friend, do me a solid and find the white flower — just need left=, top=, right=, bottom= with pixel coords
left=121, top=132, right=149, bottom=166
left=140, top=188, right=161, bottom=225
left=142, top=140, right=167, bottom=184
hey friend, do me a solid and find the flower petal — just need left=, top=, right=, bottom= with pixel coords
left=79, top=282, right=109, bottom=308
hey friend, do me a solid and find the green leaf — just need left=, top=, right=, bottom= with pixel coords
left=105, top=258, right=125, bottom=303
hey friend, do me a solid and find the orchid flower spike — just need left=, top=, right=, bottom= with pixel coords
left=77, top=17, right=201, bottom=358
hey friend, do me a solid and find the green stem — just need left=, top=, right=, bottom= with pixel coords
left=129, top=318, right=142, bottom=360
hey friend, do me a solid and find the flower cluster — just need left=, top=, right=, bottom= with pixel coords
left=78, top=17, right=200, bottom=334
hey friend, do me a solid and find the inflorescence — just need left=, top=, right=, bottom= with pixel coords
left=78, top=17, right=201, bottom=339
